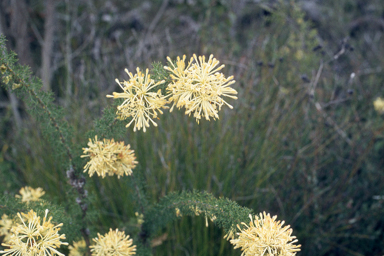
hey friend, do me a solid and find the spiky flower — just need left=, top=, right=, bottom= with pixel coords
left=107, top=68, right=168, bottom=132
left=0, top=64, right=6, bottom=74
left=164, top=55, right=193, bottom=111
left=135, top=212, right=144, bottom=225
left=15, top=186, right=45, bottom=202
left=3, top=75, right=11, bottom=84
left=69, top=239, right=87, bottom=256
left=81, top=136, right=137, bottom=178
left=223, top=228, right=236, bottom=241
left=164, top=54, right=237, bottom=123
left=0, top=209, right=68, bottom=256
left=90, top=228, right=136, bottom=256
left=230, top=212, right=301, bottom=256
left=373, top=97, right=384, bottom=114
left=175, top=208, right=182, bottom=218
left=0, top=214, right=13, bottom=242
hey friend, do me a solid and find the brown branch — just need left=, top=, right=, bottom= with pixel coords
left=348, top=17, right=384, bottom=33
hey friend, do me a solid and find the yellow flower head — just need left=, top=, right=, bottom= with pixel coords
left=374, top=97, right=384, bottom=114
left=107, top=68, right=168, bottom=132
left=223, top=229, right=236, bottom=241
left=90, top=228, right=136, bottom=256
left=15, top=186, right=45, bottom=202
left=0, top=214, right=13, bottom=242
left=81, top=136, right=137, bottom=178
left=165, top=54, right=237, bottom=123
left=135, top=212, right=144, bottom=225
left=164, top=55, right=192, bottom=83
left=0, top=64, right=6, bottom=74
left=175, top=208, right=182, bottom=218
left=3, top=75, right=11, bottom=84
left=230, top=212, right=301, bottom=256
left=0, top=209, right=68, bottom=256
left=164, top=55, right=193, bottom=108
left=69, top=239, right=87, bottom=256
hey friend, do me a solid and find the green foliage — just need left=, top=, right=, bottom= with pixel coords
left=143, top=190, right=252, bottom=238
left=1, top=0, right=384, bottom=255
left=86, top=103, right=127, bottom=140
left=0, top=35, right=73, bottom=172
left=151, top=62, right=172, bottom=94
left=0, top=32, right=255, bottom=255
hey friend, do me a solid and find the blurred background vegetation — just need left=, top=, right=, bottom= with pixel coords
left=1, top=0, right=384, bottom=255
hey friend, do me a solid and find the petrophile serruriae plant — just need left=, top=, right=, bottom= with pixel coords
left=0, top=34, right=300, bottom=256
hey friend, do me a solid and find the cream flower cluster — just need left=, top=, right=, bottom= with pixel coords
left=81, top=136, right=137, bottom=178
left=15, top=186, right=45, bottom=202
left=68, top=239, right=87, bottom=256
left=374, top=97, right=384, bottom=114
left=0, top=187, right=46, bottom=243
left=107, top=68, right=168, bottom=132
left=230, top=212, right=301, bottom=256
left=0, top=214, right=13, bottom=242
left=90, top=229, right=136, bottom=256
left=68, top=229, right=137, bottom=256
left=0, top=209, right=68, bottom=256
left=1, top=212, right=137, bottom=256
left=108, top=54, right=237, bottom=131
left=165, top=54, right=237, bottom=123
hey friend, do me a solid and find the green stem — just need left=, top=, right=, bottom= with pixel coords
left=5, top=63, right=74, bottom=165
left=3, top=62, right=92, bottom=250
